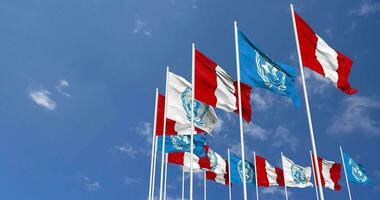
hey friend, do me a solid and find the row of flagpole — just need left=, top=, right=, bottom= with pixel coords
left=146, top=4, right=359, bottom=200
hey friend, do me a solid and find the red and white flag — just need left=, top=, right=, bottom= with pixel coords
left=206, top=170, right=229, bottom=185
left=195, top=49, right=252, bottom=122
left=155, top=93, right=204, bottom=136
left=315, top=156, right=342, bottom=191
left=294, top=12, right=357, bottom=95
left=255, top=155, right=284, bottom=187
left=166, top=72, right=218, bottom=134
left=201, top=145, right=229, bottom=185
left=168, top=152, right=206, bottom=172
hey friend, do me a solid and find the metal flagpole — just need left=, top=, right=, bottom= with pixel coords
left=253, top=152, right=259, bottom=200
left=310, top=150, right=320, bottom=200
left=149, top=89, right=159, bottom=200
left=182, top=167, right=185, bottom=200
left=204, top=171, right=207, bottom=200
left=340, top=146, right=353, bottom=200
left=159, top=67, right=170, bottom=200
left=228, top=148, right=232, bottom=200
left=190, top=43, right=195, bottom=200
left=152, top=136, right=159, bottom=200
left=281, top=153, right=289, bottom=200
left=233, top=20, right=248, bottom=200
left=164, top=154, right=168, bottom=200
left=290, top=4, right=325, bottom=200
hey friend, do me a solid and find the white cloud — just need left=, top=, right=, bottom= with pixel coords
left=56, top=79, right=71, bottom=97
left=29, top=88, right=56, bottom=111
left=114, top=143, right=138, bottom=158
left=133, top=19, right=152, bottom=37
left=350, top=1, right=380, bottom=16
left=244, top=122, right=269, bottom=140
left=213, top=118, right=224, bottom=135
left=300, top=68, right=331, bottom=95
left=251, top=90, right=275, bottom=112
left=261, top=187, right=291, bottom=197
left=271, top=126, right=298, bottom=152
left=328, top=96, right=380, bottom=135
left=124, top=177, right=141, bottom=184
left=136, top=122, right=153, bottom=143
left=83, top=176, right=100, bottom=191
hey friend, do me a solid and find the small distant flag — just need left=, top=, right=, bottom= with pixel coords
left=282, top=154, right=313, bottom=188
left=166, top=72, right=218, bottom=134
left=168, top=152, right=205, bottom=172
left=194, top=49, right=252, bottom=122
left=157, top=135, right=206, bottom=157
left=255, top=154, right=285, bottom=187
left=343, top=152, right=371, bottom=185
left=293, top=12, right=357, bottom=94
left=316, top=156, right=342, bottom=191
left=229, top=153, right=255, bottom=184
left=206, top=171, right=230, bottom=185
left=237, top=30, right=300, bottom=107
left=202, top=145, right=229, bottom=185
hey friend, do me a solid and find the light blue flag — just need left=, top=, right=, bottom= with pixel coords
left=238, top=30, right=300, bottom=107
left=157, top=135, right=206, bottom=157
left=343, top=152, right=371, bottom=185
left=230, top=153, right=255, bottom=184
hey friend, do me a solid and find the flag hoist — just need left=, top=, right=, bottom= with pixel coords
left=290, top=4, right=325, bottom=200
left=233, top=20, right=248, bottom=200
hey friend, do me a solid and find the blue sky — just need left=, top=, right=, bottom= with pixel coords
left=0, top=0, right=379, bottom=199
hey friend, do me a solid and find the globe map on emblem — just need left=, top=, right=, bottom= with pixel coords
left=291, top=164, right=307, bottom=184
left=349, top=158, right=368, bottom=183
left=207, top=148, right=218, bottom=171
left=170, top=135, right=191, bottom=152
left=181, top=87, right=209, bottom=127
left=255, top=50, right=287, bottom=91
left=238, top=160, right=254, bottom=183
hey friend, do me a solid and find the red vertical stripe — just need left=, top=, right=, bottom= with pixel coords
left=194, top=49, right=218, bottom=107
left=330, top=163, right=342, bottom=191
left=275, top=167, right=285, bottom=186
left=317, top=157, right=326, bottom=187
left=255, top=155, right=270, bottom=187
left=336, top=51, right=357, bottom=94
left=233, top=81, right=252, bottom=122
left=168, top=152, right=185, bottom=166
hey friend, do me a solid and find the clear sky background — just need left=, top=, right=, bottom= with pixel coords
left=0, top=0, right=379, bottom=199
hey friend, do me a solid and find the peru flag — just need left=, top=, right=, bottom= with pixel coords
left=155, top=93, right=204, bottom=136
left=294, top=12, right=357, bottom=95
left=167, top=151, right=208, bottom=172
left=316, top=157, right=342, bottom=191
left=206, top=170, right=230, bottom=185
left=255, top=155, right=284, bottom=187
left=195, top=49, right=252, bottom=122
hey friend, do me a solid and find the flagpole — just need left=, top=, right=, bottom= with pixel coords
left=340, top=146, right=353, bottom=200
left=163, top=154, right=168, bottom=200
left=182, top=167, right=185, bottom=200
left=149, top=88, right=159, bottom=200
left=152, top=136, right=158, bottom=200
left=310, top=150, right=320, bottom=200
left=204, top=171, right=207, bottom=200
left=290, top=4, right=325, bottom=200
left=228, top=148, right=232, bottom=200
left=253, top=152, right=259, bottom=200
left=190, top=42, right=195, bottom=200
left=159, top=67, right=170, bottom=200
left=281, top=153, right=289, bottom=200
left=233, top=20, right=248, bottom=200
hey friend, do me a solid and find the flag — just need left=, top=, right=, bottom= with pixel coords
left=255, top=154, right=284, bottom=187
left=155, top=93, right=205, bottom=136
left=206, top=170, right=230, bottom=185
left=314, top=156, right=342, bottom=191
left=282, top=155, right=313, bottom=188
left=343, top=152, right=370, bottom=185
left=194, top=49, right=252, bottom=122
left=200, top=145, right=228, bottom=176
left=157, top=135, right=206, bottom=157
left=294, top=12, right=357, bottom=94
left=166, top=72, right=218, bottom=134
left=238, top=30, right=300, bottom=106
left=168, top=152, right=206, bottom=172
left=229, top=153, right=255, bottom=184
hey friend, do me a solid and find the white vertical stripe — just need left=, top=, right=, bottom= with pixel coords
left=264, top=160, right=279, bottom=186
left=215, top=66, right=237, bottom=112
left=320, top=159, right=336, bottom=190
left=315, top=35, right=339, bottom=86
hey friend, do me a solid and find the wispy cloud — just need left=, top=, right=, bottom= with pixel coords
left=244, top=122, right=269, bottom=140
left=251, top=90, right=276, bottom=112
left=83, top=176, right=100, bottom=191
left=136, top=122, right=153, bottom=143
left=114, top=143, right=138, bottom=158
left=261, top=187, right=291, bottom=197
left=213, top=118, right=224, bottom=135
left=133, top=19, right=152, bottom=37
left=272, top=126, right=298, bottom=152
left=349, top=1, right=380, bottom=16
left=124, top=176, right=141, bottom=184
left=300, top=68, right=331, bottom=95
left=29, top=88, right=56, bottom=111
left=328, top=96, right=380, bottom=136
left=56, top=79, right=71, bottom=97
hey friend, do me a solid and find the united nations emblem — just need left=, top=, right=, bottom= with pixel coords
left=181, top=87, right=210, bottom=127
left=170, top=135, right=191, bottom=152
left=291, top=164, right=308, bottom=184
left=255, top=51, right=286, bottom=91
left=349, top=158, right=368, bottom=183
left=208, top=148, right=218, bottom=171
left=238, top=160, right=254, bottom=183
